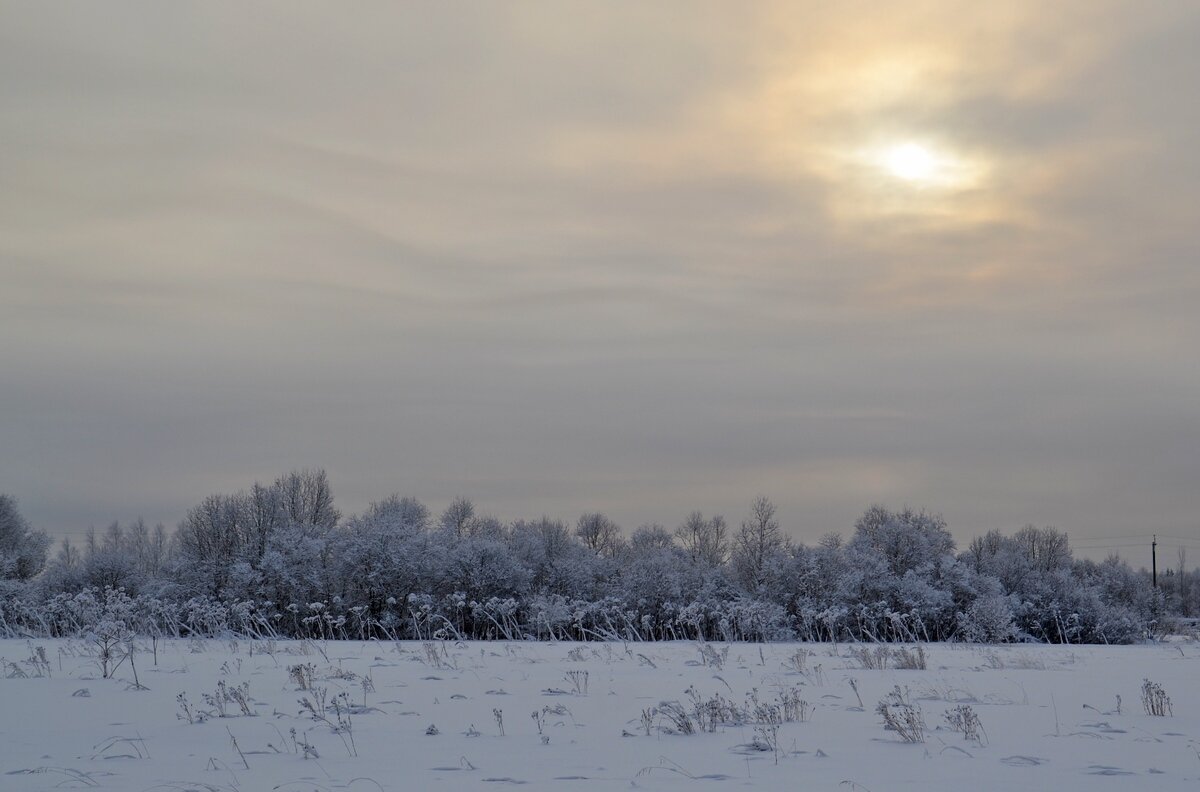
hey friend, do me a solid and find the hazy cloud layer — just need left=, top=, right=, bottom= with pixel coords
left=3, top=2, right=1198, bottom=551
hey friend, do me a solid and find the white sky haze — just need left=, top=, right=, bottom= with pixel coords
left=2, top=2, right=1198, bottom=553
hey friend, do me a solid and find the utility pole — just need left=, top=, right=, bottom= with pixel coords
left=1152, top=534, right=1158, bottom=588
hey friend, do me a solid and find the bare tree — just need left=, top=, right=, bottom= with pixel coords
left=629, top=523, right=674, bottom=552
left=1178, top=547, right=1189, bottom=617
left=440, top=497, right=476, bottom=538
left=470, top=514, right=507, bottom=540
left=1011, top=524, right=1071, bottom=571
left=151, top=523, right=169, bottom=573
left=576, top=512, right=621, bottom=558
left=246, top=481, right=283, bottom=558
left=176, top=494, right=246, bottom=566
left=275, top=469, right=340, bottom=535
left=732, top=496, right=783, bottom=590
left=674, top=511, right=728, bottom=567
left=56, top=536, right=79, bottom=568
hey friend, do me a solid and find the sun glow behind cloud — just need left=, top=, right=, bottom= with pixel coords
left=785, top=133, right=998, bottom=228
left=865, top=138, right=986, bottom=189
left=885, top=142, right=938, bottom=181
left=744, top=51, right=1005, bottom=228
left=2, top=1, right=1199, bottom=547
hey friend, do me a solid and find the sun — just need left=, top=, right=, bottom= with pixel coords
left=828, top=137, right=989, bottom=216
left=884, top=142, right=939, bottom=182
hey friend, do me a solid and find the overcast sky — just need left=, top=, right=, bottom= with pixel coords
left=2, top=2, right=1198, bottom=556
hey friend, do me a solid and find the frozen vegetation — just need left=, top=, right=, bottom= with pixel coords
left=3, top=472, right=1199, bottom=789
left=1, top=473, right=1188, bottom=646
left=2, top=637, right=1199, bottom=790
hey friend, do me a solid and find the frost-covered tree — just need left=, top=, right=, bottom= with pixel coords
left=173, top=469, right=339, bottom=598
left=257, top=521, right=330, bottom=615
left=443, top=535, right=531, bottom=602
left=274, top=469, right=340, bottom=537
left=31, top=537, right=87, bottom=597
left=124, top=518, right=169, bottom=580
left=469, top=514, right=508, bottom=541
left=329, top=495, right=430, bottom=621
left=852, top=506, right=955, bottom=578
left=575, top=512, right=622, bottom=558
left=0, top=494, right=50, bottom=582
left=439, top=497, right=476, bottom=538
left=844, top=507, right=965, bottom=640
left=960, top=524, right=1159, bottom=643
left=617, top=537, right=690, bottom=628
left=174, top=493, right=253, bottom=595
left=81, top=522, right=141, bottom=592
left=60, top=518, right=173, bottom=596
left=731, top=496, right=785, bottom=592
left=674, top=511, right=728, bottom=567
left=1, top=478, right=1163, bottom=645
left=1011, top=525, right=1072, bottom=572
left=393, top=495, right=432, bottom=532
left=509, top=517, right=599, bottom=598
left=957, top=589, right=1017, bottom=642
left=629, top=524, right=674, bottom=552
left=1072, top=554, right=1159, bottom=643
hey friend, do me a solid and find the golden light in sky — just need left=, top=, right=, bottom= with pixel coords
left=794, top=134, right=1000, bottom=227
left=853, top=138, right=988, bottom=200
left=884, top=142, right=939, bottom=182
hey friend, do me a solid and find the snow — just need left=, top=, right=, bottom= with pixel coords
left=2, top=638, right=1198, bottom=790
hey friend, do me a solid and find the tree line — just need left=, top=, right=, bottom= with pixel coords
left=0, top=471, right=1186, bottom=643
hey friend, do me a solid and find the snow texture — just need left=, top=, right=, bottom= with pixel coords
left=1, top=638, right=1198, bottom=791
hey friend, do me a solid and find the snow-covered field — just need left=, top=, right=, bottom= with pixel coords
left=2, top=638, right=1197, bottom=791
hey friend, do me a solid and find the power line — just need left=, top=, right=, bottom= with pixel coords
left=1071, top=536, right=1200, bottom=546
left=1070, top=533, right=1200, bottom=543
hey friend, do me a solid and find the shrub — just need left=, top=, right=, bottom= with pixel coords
left=1141, top=679, right=1172, bottom=716
left=892, top=645, right=927, bottom=670
left=876, top=686, right=925, bottom=743
left=850, top=645, right=890, bottom=670
left=944, top=704, right=985, bottom=743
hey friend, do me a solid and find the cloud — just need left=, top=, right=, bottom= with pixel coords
left=1, top=2, right=1197, bottom=550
